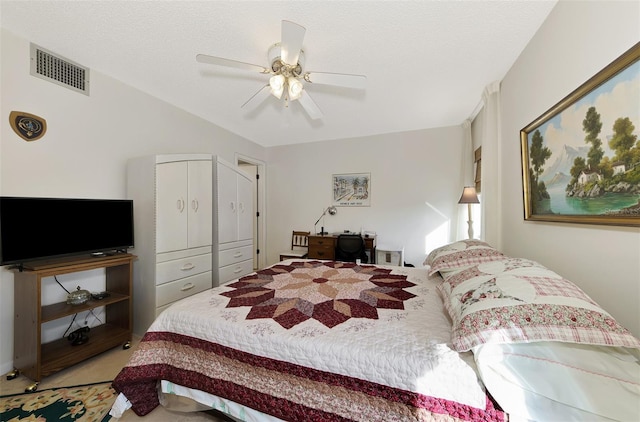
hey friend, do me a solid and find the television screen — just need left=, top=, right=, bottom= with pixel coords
left=0, top=197, right=134, bottom=266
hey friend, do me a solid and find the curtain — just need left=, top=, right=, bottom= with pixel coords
left=479, top=81, right=501, bottom=249
left=457, top=119, right=474, bottom=240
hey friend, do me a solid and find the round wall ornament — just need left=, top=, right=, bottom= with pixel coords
left=9, top=111, right=47, bottom=141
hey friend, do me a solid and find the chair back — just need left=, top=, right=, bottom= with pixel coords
left=335, top=234, right=368, bottom=263
left=279, top=231, right=310, bottom=262
left=291, top=231, right=310, bottom=249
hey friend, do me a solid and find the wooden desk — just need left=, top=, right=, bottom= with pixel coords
left=308, top=234, right=377, bottom=263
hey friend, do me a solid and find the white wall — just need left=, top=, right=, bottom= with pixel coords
left=498, top=1, right=640, bottom=337
left=266, top=126, right=465, bottom=268
left=0, top=29, right=266, bottom=374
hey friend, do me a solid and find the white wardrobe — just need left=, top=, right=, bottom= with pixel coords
left=213, top=157, right=254, bottom=286
left=127, top=154, right=255, bottom=335
left=127, top=154, right=213, bottom=335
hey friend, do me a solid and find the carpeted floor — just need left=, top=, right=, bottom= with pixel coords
left=0, top=337, right=226, bottom=421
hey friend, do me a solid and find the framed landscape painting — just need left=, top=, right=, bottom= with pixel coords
left=521, top=42, right=640, bottom=227
left=332, top=173, right=370, bottom=207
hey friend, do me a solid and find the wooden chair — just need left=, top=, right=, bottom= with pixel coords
left=279, top=231, right=310, bottom=261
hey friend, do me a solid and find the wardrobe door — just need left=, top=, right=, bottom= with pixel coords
left=187, top=160, right=213, bottom=248
left=217, top=162, right=238, bottom=244
left=156, top=161, right=188, bottom=253
left=236, top=171, right=253, bottom=242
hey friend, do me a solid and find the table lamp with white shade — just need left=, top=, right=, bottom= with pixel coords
left=458, top=186, right=480, bottom=239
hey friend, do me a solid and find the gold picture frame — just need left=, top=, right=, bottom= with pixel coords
left=520, top=42, right=640, bottom=227
left=9, top=111, right=47, bottom=141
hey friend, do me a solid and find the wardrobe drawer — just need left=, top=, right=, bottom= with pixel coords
left=219, top=245, right=253, bottom=267
left=219, top=260, right=254, bottom=285
left=156, top=271, right=211, bottom=307
left=156, top=253, right=212, bottom=285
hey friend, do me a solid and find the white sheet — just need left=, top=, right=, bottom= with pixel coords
left=148, top=260, right=487, bottom=409
left=474, top=341, right=640, bottom=421
left=160, top=380, right=283, bottom=422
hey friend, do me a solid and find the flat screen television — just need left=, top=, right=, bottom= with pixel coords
left=0, top=196, right=134, bottom=266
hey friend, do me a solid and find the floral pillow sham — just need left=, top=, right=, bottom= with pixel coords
left=437, top=257, right=640, bottom=352
left=424, top=239, right=506, bottom=276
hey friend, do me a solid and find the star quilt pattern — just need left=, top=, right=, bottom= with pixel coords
left=221, top=260, right=416, bottom=328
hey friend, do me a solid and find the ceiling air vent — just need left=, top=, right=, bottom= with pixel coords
left=30, top=43, right=90, bottom=95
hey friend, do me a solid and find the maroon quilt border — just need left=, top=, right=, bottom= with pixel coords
left=112, top=331, right=505, bottom=421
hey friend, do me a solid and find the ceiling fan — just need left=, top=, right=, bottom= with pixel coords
left=196, top=20, right=366, bottom=120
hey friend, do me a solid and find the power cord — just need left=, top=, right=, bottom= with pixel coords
left=62, top=313, right=79, bottom=338
left=54, top=275, right=70, bottom=294
left=56, top=276, right=104, bottom=339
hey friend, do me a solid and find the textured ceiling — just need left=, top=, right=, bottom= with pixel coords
left=1, top=0, right=557, bottom=147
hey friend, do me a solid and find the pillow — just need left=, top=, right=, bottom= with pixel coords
left=423, top=240, right=506, bottom=276
left=437, top=257, right=640, bottom=352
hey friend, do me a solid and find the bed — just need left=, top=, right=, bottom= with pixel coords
left=110, top=241, right=640, bottom=421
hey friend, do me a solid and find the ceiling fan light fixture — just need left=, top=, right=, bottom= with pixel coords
left=197, top=20, right=365, bottom=121
left=269, top=74, right=285, bottom=99
left=288, top=77, right=303, bottom=101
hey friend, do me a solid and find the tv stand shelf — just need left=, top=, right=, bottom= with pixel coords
left=41, top=292, right=129, bottom=323
left=11, top=254, right=135, bottom=385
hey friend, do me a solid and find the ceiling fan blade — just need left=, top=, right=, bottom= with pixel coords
left=297, top=90, right=323, bottom=120
left=241, top=85, right=272, bottom=110
left=196, top=54, right=269, bottom=74
left=280, top=20, right=306, bottom=66
left=304, top=71, right=367, bottom=89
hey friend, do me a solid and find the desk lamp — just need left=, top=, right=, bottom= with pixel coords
left=458, top=186, right=479, bottom=239
left=314, top=206, right=337, bottom=235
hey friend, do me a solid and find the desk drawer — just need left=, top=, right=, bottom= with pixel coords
left=308, top=236, right=335, bottom=260
left=308, top=236, right=333, bottom=247
left=308, top=244, right=335, bottom=260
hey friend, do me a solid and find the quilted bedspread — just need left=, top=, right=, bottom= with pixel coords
left=112, top=260, right=506, bottom=421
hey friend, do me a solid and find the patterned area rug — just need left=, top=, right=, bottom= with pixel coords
left=0, top=381, right=114, bottom=422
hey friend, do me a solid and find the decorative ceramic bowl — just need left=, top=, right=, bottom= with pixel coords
left=67, top=286, right=91, bottom=305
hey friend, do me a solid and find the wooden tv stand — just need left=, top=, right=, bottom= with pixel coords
left=10, top=253, right=135, bottom=388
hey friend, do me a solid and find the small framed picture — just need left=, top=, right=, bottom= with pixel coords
left=332, top=173, right=370, bottom=207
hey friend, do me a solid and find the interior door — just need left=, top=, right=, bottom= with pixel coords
left=237, top=157, right=264, bottom=270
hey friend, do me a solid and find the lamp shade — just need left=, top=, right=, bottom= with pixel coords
left=269, top=74, right=285, bottom=99
left=458, top=186, right=480, bottom=204
left=288, top=77, right=303, bottom=100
